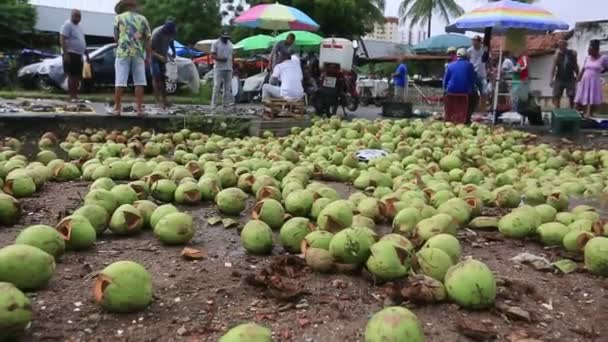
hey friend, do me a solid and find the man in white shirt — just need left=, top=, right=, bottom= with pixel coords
left=262, top=54, right=304, bottom=102
left=467, top=35, right=488, bottom=111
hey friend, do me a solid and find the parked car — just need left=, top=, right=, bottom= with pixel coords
left=18, top=44, right=199, bottom=94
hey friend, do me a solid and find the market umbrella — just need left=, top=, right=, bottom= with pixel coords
left=275, top=31, right=323, bottom=47
left=446, top=0, right=569, bottom=33
left=444, top=0, right=569, bottom=120
left=234, top=3, right=319, bottom=32
left=174, top=41, right=204, bottom=58
left=412, top=34, right=471, bottom=54
left=234, top=34, right=275, bottom=52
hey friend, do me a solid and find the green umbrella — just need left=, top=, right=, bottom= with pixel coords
left=412, top=34, right=471, bottom=54
left=274, top=31, right=323, bottom=47
left=234, top=34, right=275, bottom=52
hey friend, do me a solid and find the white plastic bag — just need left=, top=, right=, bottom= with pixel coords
left=165, top=61, right=178, bottom=81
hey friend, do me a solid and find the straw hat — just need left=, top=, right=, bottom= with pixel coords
left=115, top=0, right=137, bottom=15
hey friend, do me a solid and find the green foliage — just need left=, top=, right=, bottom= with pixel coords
left=140, top=0, right=221, bottom=44
left=247, top=0, right=385, bottom=39
left=399, top=0, right=464, bottom=38
left=0, top=0, right=37, bottom=45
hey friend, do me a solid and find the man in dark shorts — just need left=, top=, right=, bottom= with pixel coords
left=60, top=9, right=88, bottom=101
left=551, top=39, right=579, bottom=108
left=150, top=20, right=177, bottom=108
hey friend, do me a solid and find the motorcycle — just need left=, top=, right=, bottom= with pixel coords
left=312, top=38, right=359, bottom=117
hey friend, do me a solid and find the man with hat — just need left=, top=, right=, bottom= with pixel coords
left=443, top=48, right=477, bottom=123
left=467, top=35, right=488, bottom=111
left=150, top=20, right=177, bottom=109
left=112, top=0, right=152, bottom=116
left=210, top=29, right=234, bottom=109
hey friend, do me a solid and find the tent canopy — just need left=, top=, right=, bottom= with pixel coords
left=413, top=34, right=471, bottom=54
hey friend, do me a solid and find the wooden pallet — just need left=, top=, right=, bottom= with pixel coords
left=263, top=99, right=306, bottom=119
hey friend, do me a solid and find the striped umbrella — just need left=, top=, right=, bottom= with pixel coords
left=234, top=3, right=319, bottom=32
left=447, top=0, right=569, bottom=33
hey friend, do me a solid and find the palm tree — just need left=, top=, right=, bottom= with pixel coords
left=399, top=0, right=464, bottom=38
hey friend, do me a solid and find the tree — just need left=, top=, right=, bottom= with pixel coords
left=399, top=0, right=464, bottom=39
left=246, top=0, right=385, bottom=39
left=140, top=0, right=221, bottom=44
left=0, top=0, right=37, bottom=45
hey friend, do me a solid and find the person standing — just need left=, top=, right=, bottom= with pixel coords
left=575, top=40, right=608, bottom=118
left=270, top=33, right=295, bottom=70
left=443, top=48, right=477, bottom=123
left=60, top=9, right=87, bottom=101
left=551, top=39, right=579, bottom=109
left=392, top=57, right=408, bottom=102
left=150, top=20, right=177, bottom=109
left=512, top=49, right=530, bottom=110
left=112, top=0, right=151, bottom=116
left=467, top=36, right=488, bottom=111
left=210, top=29, right=234, bottom=109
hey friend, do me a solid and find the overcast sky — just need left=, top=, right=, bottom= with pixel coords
left=386, top=0, right=608, bottom=35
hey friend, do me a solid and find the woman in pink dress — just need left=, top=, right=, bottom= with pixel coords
left=575, top=40, right=608, bottom=117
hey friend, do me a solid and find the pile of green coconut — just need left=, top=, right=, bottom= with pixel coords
left=1, top=119, right=608, bottom=341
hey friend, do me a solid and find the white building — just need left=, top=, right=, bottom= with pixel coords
left=365, top=17, right=425, bottom=45
left=28, top=0, right=118, bottom=37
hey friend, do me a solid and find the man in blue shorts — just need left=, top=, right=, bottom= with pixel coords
left=150, top=20, right=177, bottom=109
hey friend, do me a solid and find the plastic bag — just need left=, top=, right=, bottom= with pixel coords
left=165, top=61, right=178, bottom=81
left=82, top=62, right=92, bottom=79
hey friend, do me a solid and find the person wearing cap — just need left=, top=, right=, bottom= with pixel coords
left=270, top=33, right=296, bottom=70
left=575, top=40, right=608, bottom=118
left=112, top=0, right=152, bottom=116
left=467, top=35, right=488, bottom=110
left=443, top=48, right=476, bottom=122
left=150, top=20, right=177, bottom=109
left=211, top=29, right=234, bottom=109
left=447, top=47, right=457, bottom=63
left=60, top=9, right=88, bottom=102
left=392, top=56, right=408, bottom=102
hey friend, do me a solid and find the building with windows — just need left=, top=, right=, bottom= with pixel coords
left=365, top=16, right=426, bottom=45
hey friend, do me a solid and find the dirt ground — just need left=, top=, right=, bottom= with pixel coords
left=0, top=180, right=606, bottom=342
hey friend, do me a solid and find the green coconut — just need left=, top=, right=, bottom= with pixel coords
left=392, top=208, right=422, bottom=236
left=328, top=228, right=373, bottom=265
left=15, top=225, right=65, bottom=259
left=569, top=219, right=594, bottom=232
left=537, top=222, right=570, bottom=246
left=151, top=179, right=177, bottom=203
left=216, top=188, right=248, bottom=216
left=534, top=204, right=557, bottom=224
left=547, top=191, right=569, bottom=212
left=576, top=210, right=600, bottom=224
left=154, top=213, right=194, bottom=245
left=237, top=173, right=256, bottom=193
left=150, top=204, right=179, bottom=229
left=73, top=205, right=110, bottom=235
left=109, top=204, right=144, bottom=236
left=310, top=198, right=332, bottom=220
left=284, top=189, right=315, bottom=217
left=0, top=244, right=55, bottom=291
left=256, top=186, right=281, bottom=202
left=583, top=237, right=608, bottom=276
left=240, top=220, right=273, bottom=255
left=415, top=247, right=453, bottom=281
left=133, top=200, right=158, bottom=229
left=556, top=212, right=577, bottom=225
left=37, top=150, right=57, bottom=165
left=52, top=162, right=81, bottom=181
left=357, top=197, right=386, bottom=223
left=301, top=230, right=334, bottom=252
left=317, top=200, right=354, bottom=233
left=219, top=323, right=272, bottom=342
left=109, top=160, right=131, bottom=180
left=110, top=184, right=139, bottom=206
left=305, top=247, right=334, bottom=272
left=129, top=162, right=153, bottom=180
left=422, top=234, right=461, bottom=263
left=55, top=215, right=97, bottom=250
left=90, top=177, right=116, bottom=191
left=198, top=176, right=222, bottom=201
left=2, top=174, right=36, bottom=198
left=94, top=261, right=152, bottom=313
left=84, top=189, right=118, bottom=215
left=379, top=234, right=415, bottom=254
left=444, top=259, right=496, bottom=309
left=364, top=306, right=425, bottom=342
left=366, top=241, right=410, bottom=281
left=437, top=198, right=472, bottom=225
left=352, top=214, right=376, bottom=231
left=0, top=193, right=21, bottom=226
left=563, top=230, right=595, bottom=252
left=498, top=211, right=534, bottom=239
left=412, top=214, right=457, bottom=245
left=0, top=282, right=32, bottom=339
left=174, top=182, right=201, bottom=205
left=493, top=186, right=521, bottom=208
left=279, top=217, right=312, bottom=253
left=128, top=180, right=149, bottom=200
left=251, top=199, right=284, bottom=230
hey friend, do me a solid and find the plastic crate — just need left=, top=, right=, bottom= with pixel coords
left=551, top=109, right=581, bottom=135
left=444, top=94, right=469, bottom=124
